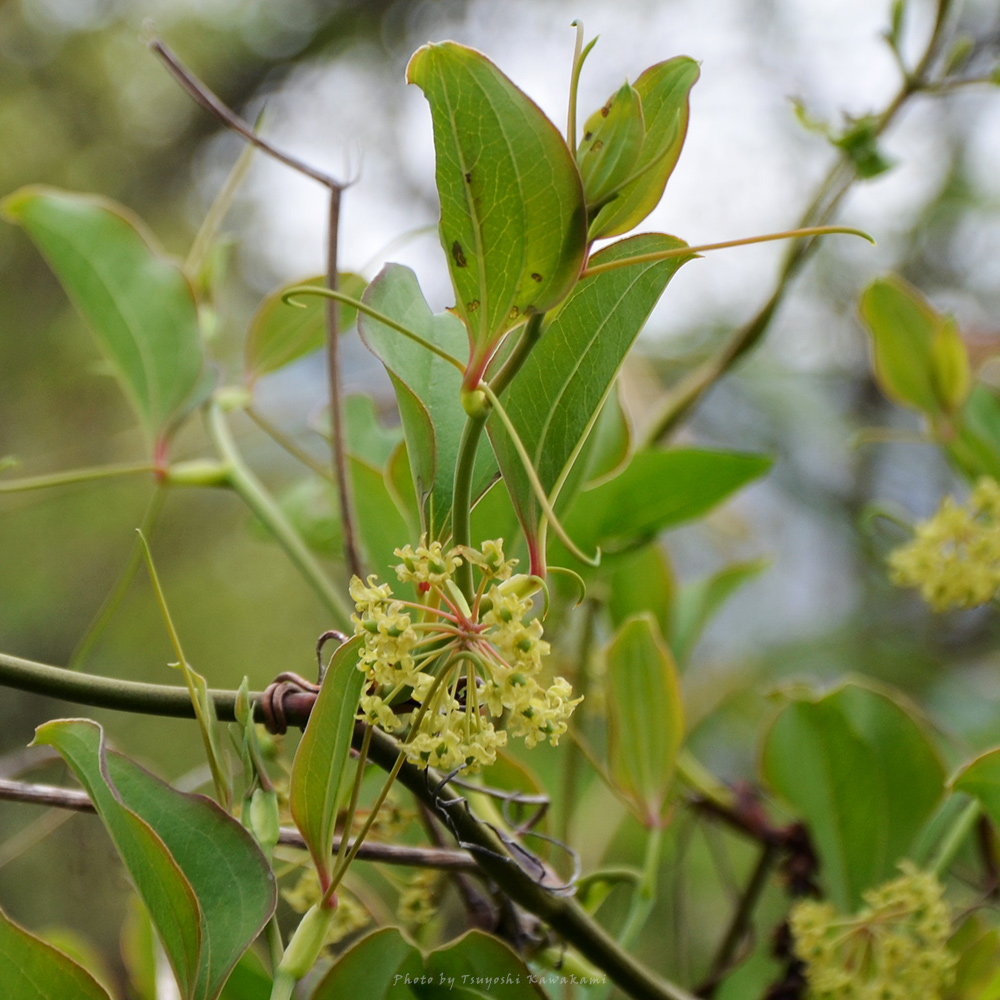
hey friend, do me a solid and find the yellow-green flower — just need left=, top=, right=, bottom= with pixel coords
left=349, top=537, right=581, bottom=773
left=888, top=477, right=1000, bottom=611
left=789, top=862, right=955, bottom=999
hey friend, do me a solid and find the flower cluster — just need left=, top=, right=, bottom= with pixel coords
left=349, top=537, right=581, bottom=773
left=789, top=862, right=955, bottom=999
left=888, top=477, right=1000, bottom=611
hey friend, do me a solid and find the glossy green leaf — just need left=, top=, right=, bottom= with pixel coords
left=577, top=81, right=645, bottom=210
left=290, top=635, right=366, bottom=887
left=488, top=234, right=692, bottom=563
left=33, top=719, right=276, bottom=1000
left=0, top=904, right=112, bottom=1000
left=407, top=41, right=587, bottom=364
left=2, top=186, right=204, bottom=444
left=563, top=448, right=773, bottom=555
left=605, top=613, right=684, bottom=826
left=859, top=275, right=970, bottom=418
left=588, top=58, right=700, bottom=240
left=760, top=682, right=945, bottom=910
left=310, top=927, right=546, bottom=1000
left=671, top=558, right=769, bottom=665
left=359, top=264, right=495, bottom=535
left=244, top=272, right=366, bottom=383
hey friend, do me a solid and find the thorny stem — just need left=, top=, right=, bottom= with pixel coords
left=641, top=0, right=960, bottom=445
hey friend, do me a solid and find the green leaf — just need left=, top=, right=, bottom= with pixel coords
left=2, top=186, right=205, bottom=445
left=760, top=681, right=945, bottom=910
left=33, top=719, right=276, bottom=1000
left=859, top=275, right=970, bottom=418
left=219, top=949, right=273, bottom=1000
left=581, top=384, right=631, bottom=488
left=488, top=234, right=692, bottom=562
left=953, top=750, right=1000, bottom=833
left=671, top=558, right=769, bottom=665
left=407, top=41, right=588, bottom=368
left=310, top=927, right=547, bottom=1000
left=350, top=455, right=412, bottom=576
left=577, top=81, right=645, bottom=210
left=606, top=543, right=675, bottom=642
left=0, top=903, right=112, bottom=1000
left=359, top=264, right=495, bottom=535
left=587, top=58, right=700, bottom=240
left=947, top=384, right=1000, bottom=482
left=121, top=894, right=158, bottom=1000
left=244, top=273, right=366, bottom=383
left=605, top=614, right=685, bottom=826
left=290, top=635, right=366, bottom=887
left=562, top=448, right=773, bottom=556
left=344, top=394, right=403, bottom=468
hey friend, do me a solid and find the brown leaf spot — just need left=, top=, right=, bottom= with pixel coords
left=466, top=299, right=480, bottom=312
left=583, top=131, right=593, bottom=142
left=464, top=172, right=472, bottom=183
left=591, top=140, right=604, bottom=152
left=600, top=101, right=612, bottom=118
left=451, top=241, right=467, bottom=268
left=509, top=305, right=519, bottom=321
left=530, top=272, right=543, bottom=283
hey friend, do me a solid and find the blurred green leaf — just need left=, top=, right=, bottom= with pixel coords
left=310, top=927, right=547, bottom=1000
left=290, top=636, right=366, bottom=888
left=562, top=448, right=772, bottom=556
left=406, top=41, right=587, bottom=365
left=121, top=894, right=157, bottom=1000
left=582, top=384, right=632, bottom=488
left=244, top=272, right=366, bottom=384
left=359, top=264, right=495, bottom=536
left=953, top=750, right=1000, bottom=832
left=0, top=904, right=112, bottom=1000
left=344, top=394, right=403, bottom=468
left=761, top=681, right=945, bottom=910
left=2, top=186, right=205, bottom=446
left=947, top=915, right=1000, bottom=1000
left=947, top=385, right=1000, bottom=482
left=33, top=719, right=276, bottom=1000
left=671, top=558, right=769, bottom=665
left=350, top=455, right=412, bottom=577
left=833, top=115, right=893, bottom=178
left=587, top=58, right=700, bottom=240
left=606, top=543, right=675, bottom=641
left=489, top=234, right=692, bottom=560
left=606, top=613, right=685, bottom=826
left=859, top=275, right=970, bottom=418
left=577, top=81, right=645, bottom=210
left=219, top=948, right=273, bottom=1000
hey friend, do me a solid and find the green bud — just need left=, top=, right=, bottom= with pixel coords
left=164, top=459, right=230, bottom=487
left=460, top=387, right=489, bottom=418
left=249, top=787, right=280, bottom=858
left=276, top=903, right=336, bottom=980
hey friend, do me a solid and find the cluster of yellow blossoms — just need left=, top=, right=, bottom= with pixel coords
left=789, top=863, right=955, bottom=999
left=349, top=538, right=581, bottom=773
left=888, top=477, right=1000, bottom=611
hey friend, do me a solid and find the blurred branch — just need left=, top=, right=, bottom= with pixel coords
left=0, top=776, right=476, bottom=871
left=641, top=0, right=961, bottom=445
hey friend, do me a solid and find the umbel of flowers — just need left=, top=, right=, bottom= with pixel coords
left=789, top=862, right=955, bottom=999
left=349, top=538, right=581, bottom=773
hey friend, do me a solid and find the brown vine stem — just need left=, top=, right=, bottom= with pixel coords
left=0, top=777, right=475, bottom=871
left=640, top=0, right=958, bottom=445
left=0, top=649, right=697, bottom=1000
left=149, top=38, right=364, bottom=580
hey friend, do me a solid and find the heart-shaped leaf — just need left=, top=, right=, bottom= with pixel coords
left=407, top=41, right=588, bottom=373
left=33, top=719, right=276, bottom=1000
left=2, top=186, right=205, bottom=447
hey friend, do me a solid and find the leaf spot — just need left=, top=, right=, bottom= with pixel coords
left=464, top=172, right=472, bottom=183
left=467, top=300, right=480, bottom=312
left=583, top=131, right=593, bottom=142
left=530, top=272, right=543, bottom=283
left=601, top=101, right=612, bottom=118
left=451, top=241, right=468, bottom=268
left=509, top=305, right=519, bottom=321
left=591, top=140, right=604, bottom=152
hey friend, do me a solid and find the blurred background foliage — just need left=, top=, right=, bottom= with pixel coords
left=3, top=0, right=1000, bottom=993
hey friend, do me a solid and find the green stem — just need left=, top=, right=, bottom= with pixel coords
left=206, top=401, right=351, bottom=627
left=0, top=462, right=155, bottom=493
left=452, top=410, right=489, bottom=601
left=268, top=970, right=296, bottom=1000
left=246, top=406, right=332, bottom=481
left=264, top=914, right=284, bottom=976
left=931, top=799, right=981, bottom=879
left=618, top=826, right=663, bottom=952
